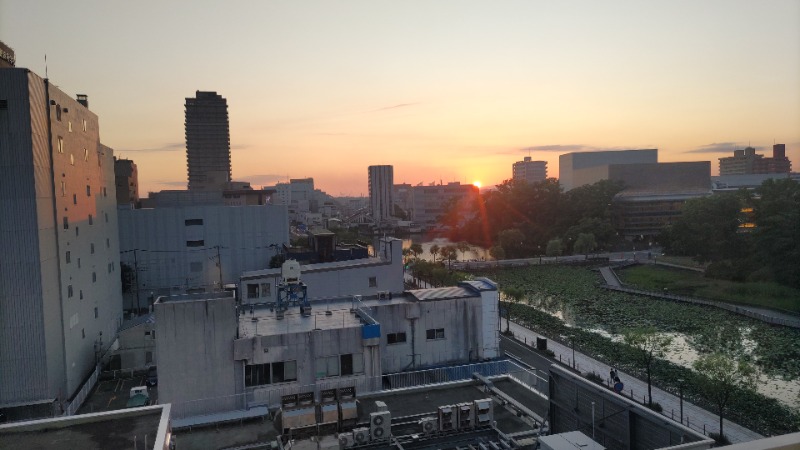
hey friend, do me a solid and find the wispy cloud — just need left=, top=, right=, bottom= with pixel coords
left=684, top=142, right=759, bottom=154
left=116, top=142, right=184, bottom=152
left=238, top=174, right=287, bottom=185
left=522, top=144, right=592, bottom=152
left=369, top=102, right=420, bottom=113
left=155, top=180, right=187, bottom=187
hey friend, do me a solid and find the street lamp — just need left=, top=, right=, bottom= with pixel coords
left=678, top=378, right=684, bottom=424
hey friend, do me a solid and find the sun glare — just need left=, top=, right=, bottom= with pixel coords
left=473, top=181, right=482, bottom=189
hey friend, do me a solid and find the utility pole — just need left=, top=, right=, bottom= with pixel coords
left=133, top=249, right=140, bottom=315
left=215, top=245, right=223, bottom=288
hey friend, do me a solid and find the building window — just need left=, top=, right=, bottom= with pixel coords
left=75, top=226, right=79, bottom=237
left=94, top=307, right=98, bottom=318
left=247, top=284, right=259, bottom=299
left=186, top=240, right=204, bottom=247
left=245, top=361, right=297, bottom=387
left=63, top=216, right=69, bottom=229
left=88, top=214, right=93, bottom=225
left=66, top=251, right=71, bottom=263
left=92, top=272, right=96, bottom=282
left=68, top=121, right=72, bottom=132
left=73, top=193, right=77, bottom=205
left=70, top=154, right=74, bottom=165
left=78, top=258, right=81, bottom=268
left=368, top=276, right=377, bottom=287
left=260, top=283, right=270, bottom=298
left=56, top=105, right=62, bottom=121
left=184, top=219, right=203, bottom=226
left=67, top=285, right=73, bottom=298
left=387, top=332, right=407, bottom=345
left=190, top=262, right=203, bottom=272
left=103, top=187, right=107, bottom=197
left=86, top=185, right=91, bottom=197
left=79, top=290, right=83, bottom=300
left=105, top=212, right=109, bottom=223
left=57, top=136, right=64, bottom=153
left=83, top=148, right=88, bottom=161
left=83, top=119, right=87, bottom=131
left=82, top=328, right=85, bottom=339
left=90, top=243, right=95, bottom=254
left=426, top=328, right=445, bottom=340
left=316, top=354, right=363, bottom=378
left=106, top=238, right=110, bottom=248
left=61, top=181, right=66, bottom=196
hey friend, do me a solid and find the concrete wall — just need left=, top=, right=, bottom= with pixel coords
left=559, top=149, right=658, bottom=191
left=240, top=238, right=404, bottom=304
left=116, top=322, right=156, bottom=369
left=154, top=293, right=238, bottom=413
left=609, top=161, right=710, bottom=191
left=118, top=204, right=289, bottom=309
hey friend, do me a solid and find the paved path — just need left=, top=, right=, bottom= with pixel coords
left=507, top=321, right=764, bottom=444
left=598, top=266, right=622, bottom=287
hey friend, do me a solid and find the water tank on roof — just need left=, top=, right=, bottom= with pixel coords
left=281, top=259, right=301, bottom=283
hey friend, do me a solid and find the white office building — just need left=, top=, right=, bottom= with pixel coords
left=0, top=67, right=123, bottom=418
left=559, top=149, right=658, bottom=191
left=512, top=156, right=547, bottom=183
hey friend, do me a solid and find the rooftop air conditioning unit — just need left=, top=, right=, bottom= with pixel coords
left=419, top=416, right=438, bottom=435
left=375, top=400, right=388, bottom=412
left=438, top=405, right=455, bottom=432
left=474, top=398, right=494, bottom=427
left=352, top=427, right=370, bottom=445
left=377, top=291, right=390, bottom=300
left=457, top=402, right=474, bottom=430
left=370, top=410, right=391, bottom=441
left=338, top=432, right=355, bottom=449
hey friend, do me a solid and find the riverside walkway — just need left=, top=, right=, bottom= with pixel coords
left=507, top=321, right=764, bottom=444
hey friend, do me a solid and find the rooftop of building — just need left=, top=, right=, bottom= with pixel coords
left=155, top=290, right=235, bottom=305
left=0, top=405, right=170, bottom=450
left=241, top=256, right=391, bottom=280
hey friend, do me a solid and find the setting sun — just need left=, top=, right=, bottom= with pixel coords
left=473, top=181, right=482, bottom=189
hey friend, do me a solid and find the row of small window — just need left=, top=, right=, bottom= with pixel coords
left=63, top=213, right=109, bottom=230
left=54, top=106, right=88, bottom=132
left=65, top=241, right=110, bottom=261
left=61, top=182, right=105, bottom=199
left=386, top=328, right=445, bottom=344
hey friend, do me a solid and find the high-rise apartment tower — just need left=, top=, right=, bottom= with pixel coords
left=185, top=91, right=231, bottom=191
left=368, top=165, right=394, bottom=224
left=512, top=156, right=547, bottom=183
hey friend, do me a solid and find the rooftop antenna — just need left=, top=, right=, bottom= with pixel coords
left=44, top=54, right=47, bottom=78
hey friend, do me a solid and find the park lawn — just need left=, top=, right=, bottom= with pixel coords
left=655, top=255, right=708, bottom=269
left=619, top=264, right=800, bottom=314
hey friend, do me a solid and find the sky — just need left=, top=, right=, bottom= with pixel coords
left=2, top=0, right=799, bottom=196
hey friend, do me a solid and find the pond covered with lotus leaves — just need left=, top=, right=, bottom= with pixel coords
left=480, top=265, right=800, bottom=409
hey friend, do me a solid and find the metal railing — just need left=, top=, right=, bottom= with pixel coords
left=63, top=364, right=100, bottom=416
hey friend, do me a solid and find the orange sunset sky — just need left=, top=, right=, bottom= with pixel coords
left=3, top=0, right=799, bottom=195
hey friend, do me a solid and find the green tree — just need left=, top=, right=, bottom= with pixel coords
left=498, top=228, right=526, bottom=259
left=622, top=327, right=673, bottom=407
left=693, top=353, right=758, bottom=441
left=457, top=241, right=471, bottom=259
left=661, top=194, right=743, bottom=263
left=502, top=287, right=525, bottom=334
left=441, top=245, right=458, bottom=269
left=546, top=239, right=563, bottom=257
left=429, top=244, right=440, bottom=262
left=753, top=179, right=800, bottom=288
left=573, top=233, right=597, bottom=257
left=489, top=245, right=506, bottom=260
left=409, top=243, right=424, bottom=259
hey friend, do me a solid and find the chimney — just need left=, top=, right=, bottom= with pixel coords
left=76, top=94, right=88, bottom=108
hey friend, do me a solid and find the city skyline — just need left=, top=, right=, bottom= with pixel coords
left=2, top=0, right=799, bottom=195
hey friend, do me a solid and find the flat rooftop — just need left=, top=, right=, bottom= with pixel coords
left=239, top=305, right=364, bottom=337
left=0, top=406, right=167, bottom=450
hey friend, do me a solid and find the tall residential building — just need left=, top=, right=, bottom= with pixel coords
left=512, top=156, right=547, bottom=183
left=185, top=91, right=231, bottom=191
left=114, top=157, right=139, bottom=206
left=368, top=165, right=394, bottom=223
left=718, top=145, right=792, bottom=175
left=410, top=182, right=479, bottom=227
left=559, top=149, right=658, bottom=191
left=0, top=68, right=123, bottom=418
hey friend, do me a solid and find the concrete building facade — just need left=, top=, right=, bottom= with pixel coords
left=113, top=157, right=138, bottom=206
left=559, top=149, right=658, bottom=191
left=368, top=165, right=394, bottom=224
left=185, top=91, right=231, bottom=191
left=410, top=182, right=479, bottom=227
left=512, top=156, right=547, bottom=184
left=719, top=145, right=792, bottom=175
left=117, top=204, right=289, bottom=311
left=0, top=68, right=123, bottom=415
left=610, top=161, right=711, bottom=237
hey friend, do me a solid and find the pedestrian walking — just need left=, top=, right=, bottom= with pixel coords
left=613, top=376, right=624, bottom=394
left=609, top=367, right=617, bottom=383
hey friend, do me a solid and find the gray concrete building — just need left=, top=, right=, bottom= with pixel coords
left=368, top=165, right=394, bottom=224
left=117, top=204, right=289, bottom=312
left=0, top=68, right=123, bottom=417
left=113, top=157, right=138, bottom=206
left=559, top=149, right=658, bottom=191
left=185, top=91, right=231, bottom=191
